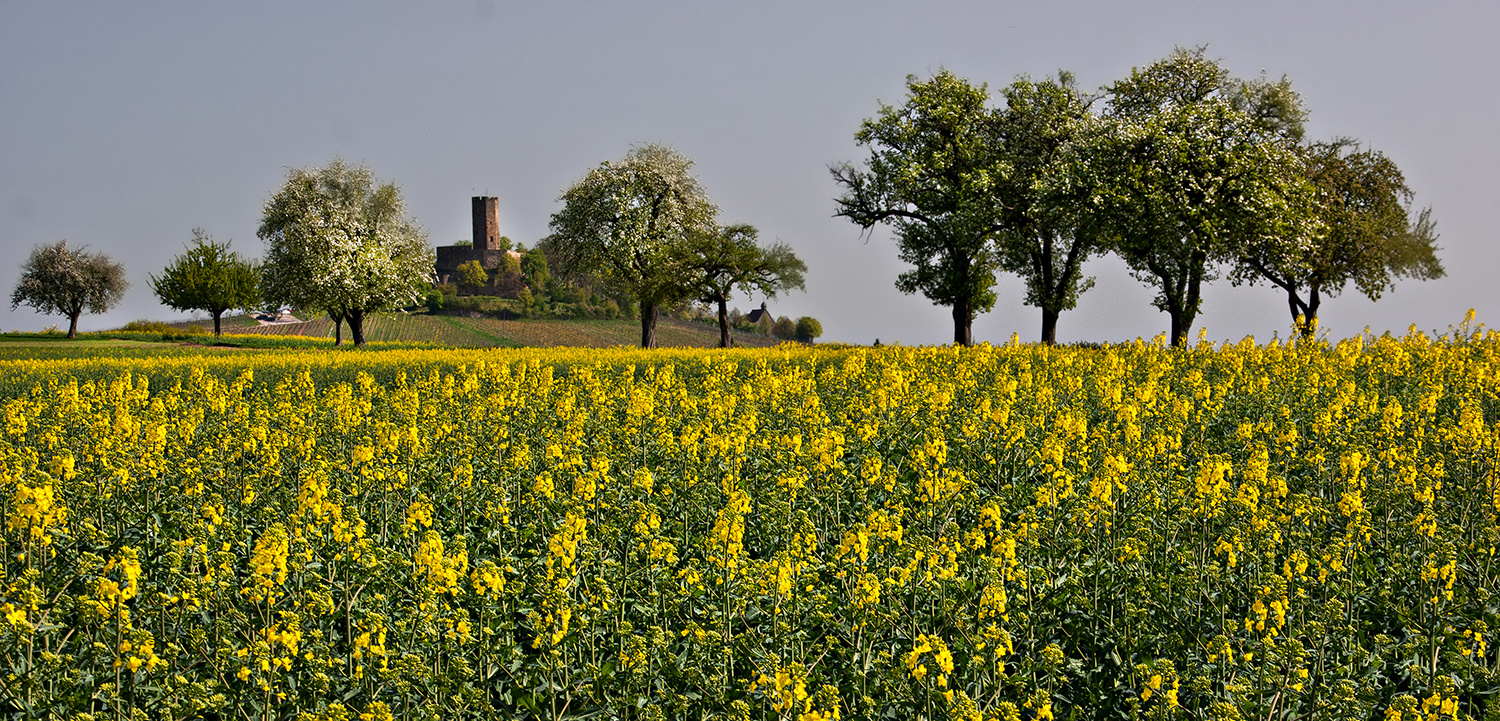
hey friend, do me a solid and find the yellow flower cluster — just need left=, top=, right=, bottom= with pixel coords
left=7, top=477, right=66, bottom=546
left=246, top=523, right=291, bottom=603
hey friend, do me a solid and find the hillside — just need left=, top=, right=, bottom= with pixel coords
left=184, top=312, right=789, bottom=348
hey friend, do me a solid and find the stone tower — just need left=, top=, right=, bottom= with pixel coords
left=472, top=196, right=499, bottom=251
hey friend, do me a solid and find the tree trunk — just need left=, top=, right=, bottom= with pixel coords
left=951, top=296, right=972, bottom=347
left=1041, top=308, right=1060, bottom=346
left=67, top=311, right=80, bottom=338
left=1285, top=286, right=1303, bottom=334
left=716, top=299, right=732, bottom=348
left=348, top=309, right=366, bottom=347
left=1301, top=286, right=1322, bottom=340
left=330, top=311, right=344, bottom=346
left=212, top=310, right=223, bottom=337
left=1170, top=251, right=1206, bottom=347
left=1169, top=311, right=1187, bottom=348
left=1182, top=253, right=1206, bottom=346
left=640, top=302, right=659, bottom=349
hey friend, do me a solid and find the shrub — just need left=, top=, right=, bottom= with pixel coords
left=122, top=319, right=177, bottom=333
left=772, top=315, right=797, bottom=340
left=795, top=316, right=823, bottom=344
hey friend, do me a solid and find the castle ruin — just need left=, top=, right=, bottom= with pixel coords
left=434, top=196, right=521, bottom=283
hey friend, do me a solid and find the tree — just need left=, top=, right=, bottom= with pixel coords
left=1089, top=47, right=1314, bottom=346
left=455, top=260, right=489, bottom=296
left=150, top=229, right=259, bottom=336
left=257, top=158, right=433, bottom=346
left=795, top=316, right=823, bottom=344
left=542, top=144, right=717, bottom=348
left=773, top=316, right=797, bottom=341
left=832, top=70, right=1008, bottom=346
left=520, top=248, right=549, bottom=292
left=10, top=240, right=129, bottom=338
left=994, top=72, right=1105, bottom=345
left=686, top=223, right=807, bottom=347
left=499, top=253, right=522, bottom=277
left=1233, top=140, right=1443, bottom=338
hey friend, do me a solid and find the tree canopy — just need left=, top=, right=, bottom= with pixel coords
left=150, top=228, right=259, bottom=336
left=832, top=70, right=1007, bottom=346
left=686, top=223, right=806, bottom=347
left=456, top=260, right=489, bottom=296
left=1233, top=139, right=1444, bottom=338
left=257, top=158, right=433, bottom=346
left=836, top=50, right=1442, bottom=346
left=542, top=144, right=719, bottom=348
left=794, top=316, right=823, bottom=344
left=1087, top=47, right=1316, bottom=346
left=10, top=240, right=129, bottom=338
left=994, top=72, right=1104, bottom=345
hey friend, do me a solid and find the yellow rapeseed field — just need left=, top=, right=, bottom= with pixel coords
left=1, top=320, right=1497, bottom=720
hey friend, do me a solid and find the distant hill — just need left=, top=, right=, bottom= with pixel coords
left=178, top=312, right=788, bottom=349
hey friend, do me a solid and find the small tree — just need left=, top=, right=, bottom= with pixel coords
left=833, top=70, right=1008, bottom=346
left=543, top=144, right=718, bottom=348
left=686, top=223, right=807, bottom=347
left=10, top=240, right=129, bottom=338
left=456, top=260, right=489, bottom=296
left=773, top=316, right=797, bottom=340
left=258, top=158, right=434, bottom=346
left=150, top=229, right=259, bottom=336
left=1233, top=139, right=1444, bottom=338
left=795, top=317, right=823, bottom=344
left=521, top=249, right=550, bottom=292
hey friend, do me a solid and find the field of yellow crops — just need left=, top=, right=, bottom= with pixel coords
left=2, top=325, right=1497, bottom=720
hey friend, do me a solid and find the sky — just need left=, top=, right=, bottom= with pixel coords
left=2, top=1, right=1496, bottom=345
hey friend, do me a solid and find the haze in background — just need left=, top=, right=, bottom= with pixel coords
left=3, top=1, right=1495, bottom=345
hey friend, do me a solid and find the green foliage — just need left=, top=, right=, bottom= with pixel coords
left=1229, top=71, right=1309, bottom=145
left=832, top=69, right=1006, bottom=346
left=521, top=248, right=549, bottom=290
left=258, top=157, right=434, bottom=347
left=1233, top=139, right=1445, bottom=338
left=455, top=260, right=489, bottom=295
left=150, top=228, right=259, bottom=336
left=1084, top=47, right=1316, bottom=346
left=794, top=316, right=823, bottom=343
left=686, top=223, right=807, bottom=348
left=772, top=315, right=797, bottom=340
left=118, top=320, right=209, bottom=339
left=121, top=319, right=179, bottom=333
left=993, top=72, right=1103, bottom=345
left=9, top=239, right=129, bottom=338
left=543, top=144, right=719, bottom=348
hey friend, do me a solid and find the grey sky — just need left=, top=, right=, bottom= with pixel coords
left=3, top=1, right=1495, bottom=345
